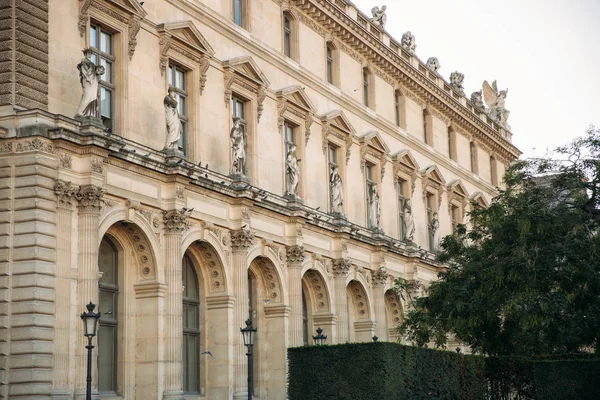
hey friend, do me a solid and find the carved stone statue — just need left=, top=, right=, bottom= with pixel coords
left=163, top=88, right=182, bottom=151
left=75, top=48, right=105, bottom=119
left=285, top=142, right=300, bottom=196
left=330, top=164, right=344, bottom=214
left=368, top=184, right=381, bottom=229
left=401, top=31, right=416, bottom=54
left=483, top=80, right=510, bottom=128
left=403, top=199, right=415, bottom=241
left=370, top=5, right=387, bottom=29
left=470, top=90, right=485, bottom=110
left=426, top=57, right=440, bottom=73
left=450, top=71, right=465, bottom=95
left=230, top=118, right=247, bottom=175
left=430, top=212, right=440, bottom=251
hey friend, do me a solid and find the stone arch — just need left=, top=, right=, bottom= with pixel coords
left=181, top=227, right=230, bottom=295
left=347, top=280, right=371, bottom=321
left=385, top=289, right=403, bottom=341
left=247, top=245, right=287, bottom=304
left=302, top=268, right=332, bottom=314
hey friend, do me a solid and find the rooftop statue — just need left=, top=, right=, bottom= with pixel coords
left=470, top=90, right=485, bottom=110
left=483, top=80, right=510, bottom=128
left=450, top=71, right=465, bottom=95
left=426, top=57, right=440, bottom=73
left=401, top=31, right=416, bottom=54
left=370, top=6, right=387, bottom=29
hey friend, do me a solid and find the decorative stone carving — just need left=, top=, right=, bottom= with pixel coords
left=163, top=88, right=182, bottom=151
left=450, top=71, right=465, bottom=95
left=401, top=31, right=416, bottom=54
left=76, top=185, right=105, bottom=213
left=470, top=90, right=485, bottom=109
left=296, top=225, right=303, bottom=238
left=54, top=180, right=78, bottom=209
left=348, top=281, right=369, bottom=319
left=230, top=118, right=247, bottom=176
left=75, top=48, right=105, bottom=119
left=59, top=153, right=72, bottom=169
left=241, top=207, right=251, bottom=220
left=0, top=142, right=12, bottom=154
left=285, top=142, right=300, bottom=196
left=16, top=139, right=55, bottom=154
left=78, top=0, right=92, bottom=37
left=256, top=258, right=282, bottom=302
left=332, top=258, right=351, bottom=277
left=305, top=270, right=330, bottom=311
left=330, top=164, right=344, bottom=214
left=369, top=6, right=387, bottom=29
left=426, top=57, right=440, bottom=73
left=286, top=245, right=305, bottom=265
left=483, top=80, right=510, bottom=127
left=403, top=199, right=415, bottom=242
left=128, top=16, right=142, bottom=60
left=91, top=158, right=103, bottom=174
left=430, top=212, right=440, bottom=251
left=230, top=229, right=254, bottom=251
left=175, top=186, right=185, bottom=200
left=372, top=269, right=388, bottom=287
left=162, top=208, right=192, bottom=234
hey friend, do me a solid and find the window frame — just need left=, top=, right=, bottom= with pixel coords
left=168, top=63, right=189, bottom=154
left=325, top=41, right=340, bottom=87
left=283, top=12, right=293, bottom=58
left=98, top=237, right=119, bottom=394
left=397, top=179, right=407, bottom=240
left=182, top=254, right=201, bottom=394
left=470, top=141, right=479, bottom=174
left=422, top=109, right=433, bottom=146
left=89, top=23, right=115, bottom=132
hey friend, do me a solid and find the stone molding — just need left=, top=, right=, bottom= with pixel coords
left=286, top=245, right=305, bottom=265
left=230, top=228, right=254, bottom=251
left=332, top=258, right=351, bottom=277
left=371, top=269, right=389, bottom=287
left=76, top=185, right=105, bottom=213
left=162, top=209, right=192, bottom=234
left=54, top=180, right=79, bottom=209
left=223, top=57, right=270, bottom=122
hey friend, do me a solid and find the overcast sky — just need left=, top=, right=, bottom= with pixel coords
left=350, top=0, right=600, bottom=158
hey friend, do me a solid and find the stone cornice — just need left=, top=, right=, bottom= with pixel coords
left=293, top=0, right=520, bottom=162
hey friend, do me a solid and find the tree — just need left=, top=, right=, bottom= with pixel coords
left=397, top=126, right=600, bottom=356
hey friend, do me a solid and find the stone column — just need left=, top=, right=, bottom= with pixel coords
left=162, top=209, right=191, bottom=400
left=231, top=229, right=254, bottom=400
left=332, top=259, right=351, bottom=344
left=286, top=245, right=305, bottom=347
left=75, top=185, right=104, bottom=398
left=53, top=180, right=78, bottom=399
left=372, top=269, right=389, bottom=341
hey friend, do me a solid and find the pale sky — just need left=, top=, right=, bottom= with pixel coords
left=350, top=0, right=600, bottom=158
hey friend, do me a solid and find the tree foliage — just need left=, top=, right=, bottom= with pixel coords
left=397, top=126, right=600, bottom=356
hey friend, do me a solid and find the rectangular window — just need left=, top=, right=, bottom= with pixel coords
left=231, top=96, right=246, bottom=120
left=398, top=180, right=406, bottom=240
left=283, top=14, right=292, bottom=57
left=363, top=69, right=369, bottom=107
left=168, top=64, right=188, bottom=153
left=490, top=156, right=497, bottom=185
left=233, top=0, right=243, bottom=27
left=470, top=142, right=477, bottom=173
left=365, top=163, right=374, bottom=226
left=395, top=92, right=401, bottom=127
left=326, top=44, right=334, bottom=84
left=90, top=24, right=115, bottom=132
left=448, top=130, right=454, bottom=160
left=423, top=110, right=429, bottom=144
left=426, top=193, right=434, bottom=251
left=451, top=205, right=460, bottom=232
left=98, top=239, right=118, bottom=394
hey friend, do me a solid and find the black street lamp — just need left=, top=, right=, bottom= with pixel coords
left=240, top=319, right=257, bottom=400
left=372, top=335, right=379, bottom=342
left=80, top=301, right=100, bottom=400
left=312, top=327, right=327, bottom=345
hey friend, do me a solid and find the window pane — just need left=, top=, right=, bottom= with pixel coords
left=90, top=26, right=97, bottom=48
left=91, top=54, right=98, bottom=64
left=99, top=240, right=116, bottom=284
left=233, top=0, right=242, bottom=26
left=168, top=66, right=174, bottom=86
left=100, top=31, right=111, bottom=54
left=176, top=69, right=184, bottom=89
left=99, top=290, right=116, bottom=317
left=100, top=59, right=112, bottom=84
left=100, top=88, right=112, bottom=118
left=98, top=325, right=116, bottom=392
left=184, top=334, right=199, bottom=393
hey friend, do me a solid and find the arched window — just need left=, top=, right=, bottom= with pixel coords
left=98, top=237, right=118, bottom=394
left=182, top=255, right=200, bottom=393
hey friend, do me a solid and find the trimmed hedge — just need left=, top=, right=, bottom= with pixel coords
left=288, top=343, right=600, bottom=400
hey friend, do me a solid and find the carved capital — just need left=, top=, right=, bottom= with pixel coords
left=76, top=185, right=104, bottom=213
left=332, top=258, right=351, bottom=277
left=372, top=269, right=389, bottom=287
left=286, top=245, right=305, bottom=265
left=54, top=180, right=78, bottom=209
left=230, top=229, right=254, bottom=251
left=162, top=209, right=192, bottom=234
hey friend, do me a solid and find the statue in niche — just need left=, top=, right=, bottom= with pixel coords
left=401, top=31, right=416, bottom=53
left=483, top=80, right=510, bottom=128
left=403, top=199, right=415, bottom=241
left=470, top=90, right=485, bottom=110
left=163, top=87, right=182, bottom=151
left=75, top=48, right=105, bottom=119
left=450, top=71, right=465, bottom=95
left=368, top=184, right=381, bottom=229
left=230, top=118, right=247, bottom=175
left=426, top=57, right=441, bottom=73
left=330, top=164, right=344, bottom=214
left=285, top=142, right=300, bottom=196
left=430, top=212, right=440, bottom=251
left=370, top=5, right=387, bottom=29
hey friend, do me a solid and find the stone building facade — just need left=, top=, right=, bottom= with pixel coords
left=0, top=0, right=520, bottom=399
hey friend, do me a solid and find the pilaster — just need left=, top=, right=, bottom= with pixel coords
left=286, top=245, right=305, bottom=347
left=332, top=258, right=351, bottom=344
left=372, top=269, right=389, bottom=341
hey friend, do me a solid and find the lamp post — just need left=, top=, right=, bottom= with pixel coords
left=312, top=327, right=327, bottom=346
left=80, top=301, right=100, bottom=400
left=240, top=319, right=257, bottom=400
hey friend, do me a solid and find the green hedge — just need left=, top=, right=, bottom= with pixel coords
left=288, top=343, right=600, bottom=400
